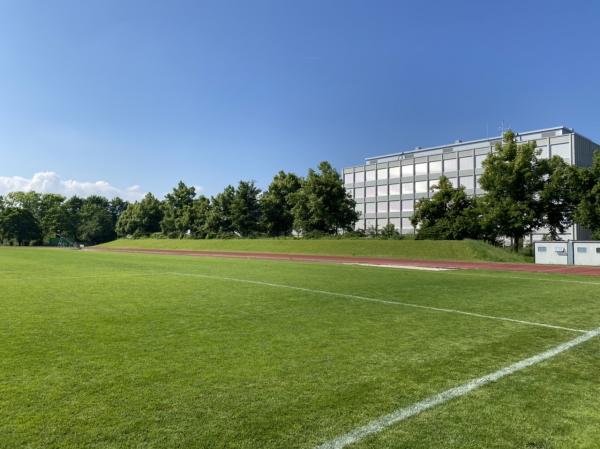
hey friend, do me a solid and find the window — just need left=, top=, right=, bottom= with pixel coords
left=389, top=218, right=401, bottom=230
left=366, top=186, right=376, bottom=198
left=401, top=218, right=413, bottom=232
left=448, top=177, right=458, bottom=188
left=389, top=166, right=400, bottom=179
left=551, top=143, right=571, bottom=161
left=401, top=164, right=414, bottom=177
left=460, top=176, right=474, bottom=190
left=377, top=168, right=388, bottom=180
left=475, top=155, right=487, bottom=169
left=365, top=203, right=376, bottom=214
left=366, top=219, right=377, bottom=230
left=389, top=201, right=401, bottom=213
left=460, top=156, right=474, bottom=171
left=354, top=188, right=364, bottom=199
left=402, top=200, right=413, bottom=212
left=377, top=202, right=387, bottom=214
left=596, top=248, right=600, bottom=254
left=429, top=160, right=442, bottom=174
left=354, top=171, right=365, bottom=183
left=377, top=185, right=387, bottom=197
left=443, top=158, right=457, bottom=172
left=347, top=188, right=353, bottom=198
left=389, top=184, right=400, bottom=196
left=402, top=182, right=414, bottom=195
left=577, top=247, right=588, bottom=253
left=415, top=162, right=427, bottom=176
left=415, top=181, right=428, bottom=193
left=476, top=175, right=482, bottom=189
left=429, top=179, right=440, bottom=191
left=366, top=170, right=376, bottom=182
left=344, top=173, right=353, bottom=184
left=355, top=204, right=364, bottom=215
left=537, top=246, right=547, bottom=252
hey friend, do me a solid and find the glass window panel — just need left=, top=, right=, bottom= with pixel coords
left=366, top=186, right=376, bottom=198
left=401, top=218, right=413, bottom=232
left=460, top=156, right=474, bottom=171
left=402, top=200, right=413, bottom=212
left=444, top=158, right=457, bottom=172
left=389, top=218, right=401, bottom=230
left=401, top=164, right=414, bottom=177
left=377, top=168, right=388, bottom=180
left=354, top=188, right=364, bottom=198
left=429, top=178, right=440, bottom=191
left=365, top=170, right=376, bottom=181
left=366, top=219, right=377, bottom=230
left=355, top=203, right=364, bottom=215
left=460, top=176, right=474, bottom=190
left=344, top=173, right=353, bottom=184
left=415, top=181, right=428, bottom=193
left=415, top=162, right=428, bottom=176
left=389, top=166, right=401, bottom=179
left=448, top=177, right=458, bottom=188
left=475, top=155, right=487, bottom=169
left=347, top=188, right=354, bottom=198
left=476, top=175, right=482, bottom=189
left=389, top=201, right=401, bottom=213
left=389, top=184, right=400, bottom=196
left=377, top=202, right=387, bottom=214
left=365, top=203, right=376, bottom=214
left=377, top=185, right=388, bottom=197
left=354, top=171, right=365, bottom=183
left=429, top=160, right=442, bottom=174
left=402, top=182, right=414, bottom=195
left=551, top=143, right=571, bottom=161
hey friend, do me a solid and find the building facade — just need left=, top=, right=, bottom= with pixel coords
left=343, top=127, right=600, bottom=242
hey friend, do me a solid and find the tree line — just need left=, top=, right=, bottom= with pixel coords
left=411, top=131, right=600, bottom=249
left=0, top=161, right=358, bottom=245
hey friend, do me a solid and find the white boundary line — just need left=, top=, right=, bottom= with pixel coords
left=164, top=272, right=588, bottom=333
left=314, top=326, right=600, bottom=449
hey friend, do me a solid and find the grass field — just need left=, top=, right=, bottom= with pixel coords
left=101, top=238, right=532, bottom=263
left=1, top=247, right=599, bottom=449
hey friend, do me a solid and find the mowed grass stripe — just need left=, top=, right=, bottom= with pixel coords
left=315, top=326, right=600, bottom=449
left=163, top=271, right=588, bottom=333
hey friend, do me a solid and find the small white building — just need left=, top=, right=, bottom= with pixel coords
left=534, top=241, right=600, bottom=266
left=534, top=241, right=569, bottom=265
left=572, top=241, right=600, bottom=266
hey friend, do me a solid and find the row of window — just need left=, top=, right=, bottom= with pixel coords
left=356, top=217, right=415, bottom=233
left=356, top=200, right=414, bottom=215
left=349, top=176, right=481, bottom=198
left=345, top=155, right=488, bottom=184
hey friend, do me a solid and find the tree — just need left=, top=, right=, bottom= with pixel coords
left=380, top=223, right=401, bottom=239
left=537, top=156, right=580, bottom=240
left=116, top=193, right=163, bottom=237
left=231, top=181, right=262, bottom=237
left=573, top=152, right=600, bottom=238
left=77, top=196, right=115, bottom=244
left=109, top=197, right=129, bottom=227
left=0, top=207, right=42, bottom=245
left=60, top=196, right=85, bottom=240
left=291, top=161, right=358, bottom=234
left=411, top=176, right=482, bottom=240
left=478, top=131, right=544, bottom=250
left=205, top=186, right=235, bottom=237
left=260, top=171, right=302, bottom=236
left=161, top=181, right=198, bottom=238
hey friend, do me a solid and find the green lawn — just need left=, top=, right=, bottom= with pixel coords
left=1, top=247, right=598, bottom=449
left=100, top=238, right=532, bottom=263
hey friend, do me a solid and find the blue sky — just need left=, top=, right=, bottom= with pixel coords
left=1, top=0, right=599, bottom=200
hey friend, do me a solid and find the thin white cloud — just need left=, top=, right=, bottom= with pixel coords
left=0, top=172, right=145, bottom=201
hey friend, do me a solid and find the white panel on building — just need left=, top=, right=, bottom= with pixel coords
left=572, top=242, right=600, bottom=266
left=534, top=242, right=569, bottom=265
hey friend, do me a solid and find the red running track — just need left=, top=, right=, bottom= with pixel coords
left=89, top=247, right=600, bottom=277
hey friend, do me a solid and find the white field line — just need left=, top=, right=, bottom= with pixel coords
left=445, top=270, right=600, bottom=286
left=314, top=326, right=600, bottom=449
left=164, top=272, right=588, bottom=333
